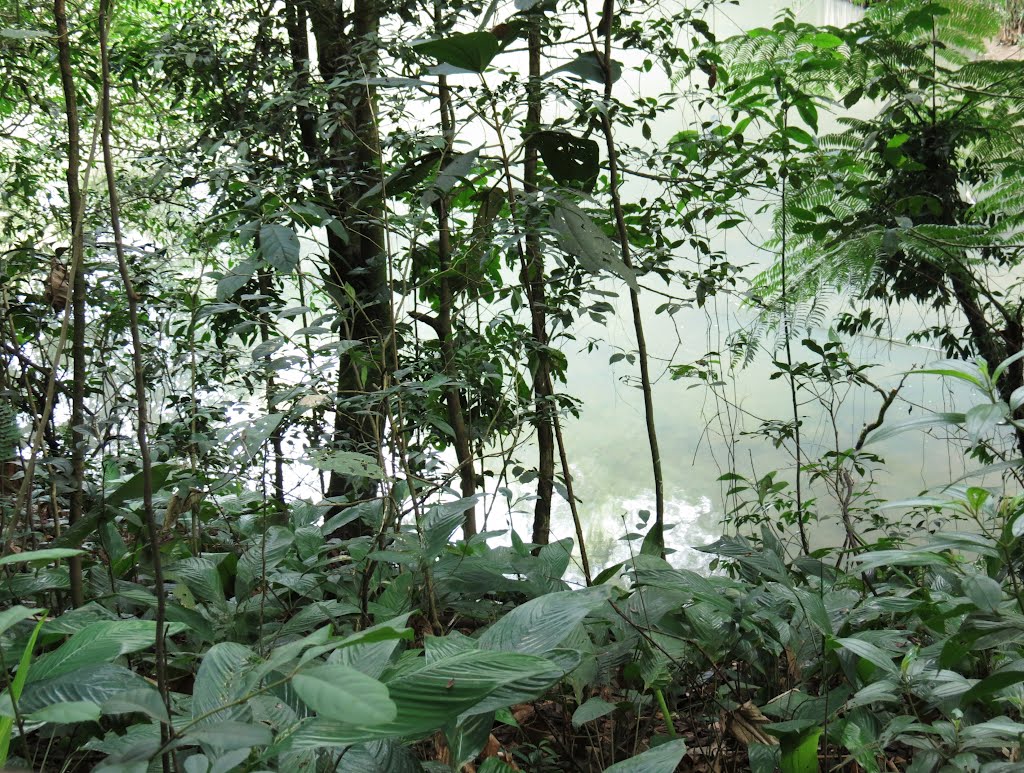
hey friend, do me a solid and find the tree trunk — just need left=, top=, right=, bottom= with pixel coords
left=54, top=0, right=84, bottom=607
left=303, top=0, right=389, bottom=537
left=525, top=16, right=554, bottom=548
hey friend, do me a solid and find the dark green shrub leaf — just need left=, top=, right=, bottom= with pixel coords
left=602, top=738, right=687, bottom=771
left=529, top=131, right=599, bottom=191
left=413, top=32, right=500, bottom=73
left=259, top=224, right=300, bottom=274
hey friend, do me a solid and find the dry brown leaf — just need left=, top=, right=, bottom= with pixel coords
left=480, top=734, right=501, bottom=760
left=724, top=701, right=777, bottom=747
left=44, top=256, right=69, bottom=312
left=512, top=703, right=535, bottom=725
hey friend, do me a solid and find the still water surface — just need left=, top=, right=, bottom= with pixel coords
left=495, top=0, right=998, bottom=575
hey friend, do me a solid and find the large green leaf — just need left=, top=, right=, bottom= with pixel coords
left=422, top=497, right=480, bottom=559
left=848, top=549, right=954, bottom=574
left=421, top=147, right=481, bottom=207
left=0, top=605, right=39, bottom=637
left=26, top=700, right=101, bottom=724
left=259, top=223, right=300, bottom=274
left=166, top=557, right=226, bottom=608
left=479, top=586, right=609, bottom=654
left=865, top=412, right=966, bottom=445
left=831, top=637, right=899, bottom=677
left=337, top=740, right=422, bottom=772
left=13, top=664, right=154, bottom=715
left=292, top=664, right=396, bottom=724
left=106, top=464, right=176, bottom=509
left=30, top=621, right=183, bottom=682
left=765, top=720, right=822, bottom=773
left=192, top=643, right=261, bottom=724
left=530, top=131, right=600, bottom=192
left=101, top=687, right=169, bottom=723
left=962, top=671, right=1024, bottom=706
left=308, top=450, right=385, bottom=480
left=0, top=548, right=84, bottom=568
left=549, top=202, right=639, bottom=292
left=413, top=32, right=500, bottom=73
left=546, top=52, right=622, bottom=84
left=216, top=258, right=257, bottom=301
left=296, top=650, right=564, bottom=743
left=603, top=738, right=687, bottom=771
left=572, top=697, right=616, bottom=726
left=180, top=720, right=274, bottom=751
left=963, top=574, right=1003, bottom=613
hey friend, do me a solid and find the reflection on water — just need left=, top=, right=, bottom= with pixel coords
left=541, top=0, right=989, bottom=567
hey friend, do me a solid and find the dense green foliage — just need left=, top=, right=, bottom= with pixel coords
left=2, top=0, right=1024, bottom=770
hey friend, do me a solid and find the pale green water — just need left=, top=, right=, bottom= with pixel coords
left=494, top=0, right=1007, bottom=574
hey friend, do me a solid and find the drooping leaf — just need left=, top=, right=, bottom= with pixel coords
left=106, top=464, right=176, bottom=509
left=297, top=650, right=564, bottom=742
left=803, top=31, right=843, bottom=49
left=0, top=29, right=49, bottom=39
left=421, top=147, right=482, bottom=207
left=166, top=557, right=226, bottom=608
left=422, top=497, right=480, bottom=559
left=101, top=687, right=170, bottom=723
left=848, top=549, right=954, bottom=574
left=336, top=739, right=423, bottom=772
left=962, top=671, right=1024, bottom=706
left=546, top=52, right=622, bottom=84
left=180, top=720, right=274, bottom=750
left=962, top=574, right=1003, bottom=613
left=549, top=203, right=638, bottom=291
left=965, top=402, right=1008, bottom=443
left=0, top=605, right=41, bottom=637
left=414, top=32, right=500, bottom=73
left=831, top=637, right=899, bottom=677
left=864, top=412, right=966, bottom=445
left=216, top=258, right=257, bottom=301
left=14, top=664, right=155, bottom=715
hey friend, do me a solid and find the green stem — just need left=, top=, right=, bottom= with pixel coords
left=653, top=687, right=675, bottom=738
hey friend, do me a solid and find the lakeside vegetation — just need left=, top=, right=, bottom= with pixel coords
left=2, top=0, right=1024, bottom=770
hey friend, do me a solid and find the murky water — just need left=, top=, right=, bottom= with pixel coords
left=495, top=0, right=1004, bottom=575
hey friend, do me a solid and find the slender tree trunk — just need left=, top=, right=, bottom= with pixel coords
left=256, top=266, right=286, bottom=511
left=593, top=10, right=665, bottom=548
left=98, top=2, right=173, bottom=769
left=54, top=0, right=84, bottom=607
left=435, top=62, right=477, bottom=537
left=524, top=15, right=555, bottom=548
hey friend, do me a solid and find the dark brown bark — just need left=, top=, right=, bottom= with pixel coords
left=54, top=0, right=84, bottom=607
left=300, top=0, right=389, bottom=537
left=256, top=266, right=286, bottom=511
left=99, top=1, right=173, bottom=769
left=525, top=17, right=555, bottom=548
